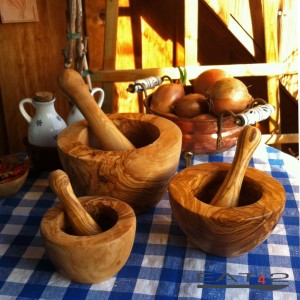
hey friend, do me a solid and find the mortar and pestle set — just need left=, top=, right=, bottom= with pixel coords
left=41, top=69, right=285, bottom=284
left=169, top=125, right=286, bottom=257
left=41, top=68, right=182, bottom=283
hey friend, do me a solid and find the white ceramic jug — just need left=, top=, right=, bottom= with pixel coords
left=67, top=87, right=105, bottom=125
left=19, top=91, right=67, bottom=147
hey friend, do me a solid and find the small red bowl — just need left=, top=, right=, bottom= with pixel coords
left=0, top=153, right=30, bottom=198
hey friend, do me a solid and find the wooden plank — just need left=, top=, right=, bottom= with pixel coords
left=102, top=0, right=119, bottom=112
left=262, top=0, right=280, bottom=135
left=84, top=0, right=106, bottom=70
left=91, top=62, right=298, bottom=83
left=103, top=0, right=119, bottom=69
left=184, top=0, right=198, bottom=66
left=277, top=0, right=298, bottom=99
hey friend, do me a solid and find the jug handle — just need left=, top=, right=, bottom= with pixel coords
left=91, top=87, right=105, bottom=108
left=19, top=98, right=34, bottom=124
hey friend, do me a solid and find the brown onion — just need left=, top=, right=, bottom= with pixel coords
left=150, top=83, right=185, bottom=114
left=173, top=93, right=208, bottom=118
left=190, top=69, right=231, bottom=95
left=207, top=77, right=252, bottom=116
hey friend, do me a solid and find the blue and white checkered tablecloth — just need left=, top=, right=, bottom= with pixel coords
left=0, top=144, right=299, bottom=300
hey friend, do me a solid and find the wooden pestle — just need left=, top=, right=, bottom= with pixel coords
left=57, top=68, right=135, bottom=151
left=210, top=125, right=261, bottom=207
left=49, top=169, right=102, bottom=235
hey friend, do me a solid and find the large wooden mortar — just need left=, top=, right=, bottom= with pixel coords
left=168, top=163, right=286, bottom=257
left=57, top=113, right=182, bottom=214
left=40, top=196, right=136, bottom=284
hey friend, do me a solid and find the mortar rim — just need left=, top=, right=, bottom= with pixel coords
left=40, top=196, right=136, bottom=245
left=168, top=162, right=286, bottom=220
left=57, top=112, right=182, bottom=156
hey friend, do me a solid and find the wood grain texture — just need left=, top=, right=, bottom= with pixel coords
left=57, top=68, right=135, bottom=151
left=168, top=163, right=286, bottom=257
left=40, top=196, right=136, bottom=283
left=57, top=113, right=182, bottom=214
left=210, top=126, right=261, bottom=207
left=49, top=170, right=102, bottom=235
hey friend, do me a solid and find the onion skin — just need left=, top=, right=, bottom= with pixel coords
left=190, top=69, right=231, bottom=95
left=207, top=77, right=252, bottom=116
left=193, top=113, right=217, bottom=121
left=173, top=93, right=208, bottom=118
left=150, top=83, right=185, bottom=114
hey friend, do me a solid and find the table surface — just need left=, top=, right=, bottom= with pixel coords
left=0, top=143, right=299, bottom=300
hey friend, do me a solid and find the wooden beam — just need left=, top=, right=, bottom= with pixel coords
left=103, top=0, right=119, bottom=69
left=102, top=0, right=119, bottom=112
left=262, top=0, right=280, bottom=135
left=184, top=0, right=198, bottom=66
left=91, top=62, right=298, bottom=83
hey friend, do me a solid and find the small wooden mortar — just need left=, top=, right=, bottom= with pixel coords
left=168, top=126, right=286, bottom=257
left=57, top=113, right=182, bottom=214
left=40, top=171, right=136, bottom=284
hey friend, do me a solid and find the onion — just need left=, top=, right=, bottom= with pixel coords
left=190, top=69, right=231, bottom=95
left=207, top=77, right=252, bottom=116
left=150, top=83, right=185, bottom=114
left=173, top=93, right=208, bottom=118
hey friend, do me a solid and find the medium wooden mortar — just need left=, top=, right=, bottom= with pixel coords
left=40, top=196, right=136, bottom=284
left=168, top=163, right=286, bottom=257
left=57, top=113, right=182, bottom=214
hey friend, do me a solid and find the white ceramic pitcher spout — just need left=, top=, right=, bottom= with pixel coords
left=67, top=87, right=105, bottom=125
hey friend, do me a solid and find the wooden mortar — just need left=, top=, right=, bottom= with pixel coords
left=168, top=127, right=286, bottom=257
left=57, top=113, right=182, bottom=214
left=40, top=195, right=136, bottom=284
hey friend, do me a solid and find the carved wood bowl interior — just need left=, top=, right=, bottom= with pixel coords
left=40, top=196, right=136, bottom=284
left=168, top=163, right=286, bottom=257
left=57, top=113, right=182, bottom=214
left=144, top=92, right=243, bottom=155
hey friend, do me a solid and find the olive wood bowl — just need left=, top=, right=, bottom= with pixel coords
left=57, top=113, right=182, bottom=214
left=168, top=163, right=286, bottom=257
left=40, top=196, right=136, bottom=284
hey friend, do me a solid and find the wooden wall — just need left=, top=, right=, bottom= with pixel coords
left=0, top=1, right=69, bottom=155
left=0, top=0, right=298, bottom=156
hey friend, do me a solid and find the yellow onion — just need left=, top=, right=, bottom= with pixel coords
left=207, top=77, right=252, bottom=116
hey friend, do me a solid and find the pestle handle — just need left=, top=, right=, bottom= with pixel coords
left=210, top=125, right=261, bottom=207
left=49, top=170, right=102, bottom=235
left=57, top=68, right=135, bottom=151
